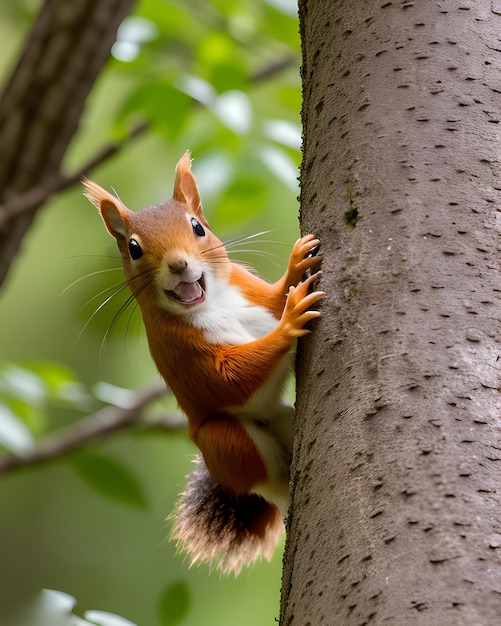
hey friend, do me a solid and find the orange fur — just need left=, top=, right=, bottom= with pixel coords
left=141, top=307, right=293, bottom=431
left=194, top=414, right=268, bottom=494
left=229, top=236, right=323, bottom=319
left=83, top=151, right=324, bottom=572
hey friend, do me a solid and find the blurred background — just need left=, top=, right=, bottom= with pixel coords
left=0, top=0, right=302, bottom=624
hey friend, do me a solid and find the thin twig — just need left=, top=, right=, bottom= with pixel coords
left=251, top=56, right=296, bottom=83
left=0, top=378, right=185, bottom=474
left=0, top=121, right=149, bottom=227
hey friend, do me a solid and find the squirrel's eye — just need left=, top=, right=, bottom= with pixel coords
left=191, top=218, right=205, bottom=237
left=128, top=238, right=143, bottom=260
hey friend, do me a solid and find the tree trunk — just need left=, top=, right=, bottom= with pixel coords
left=0, top=0, right=135, bottom=287
left=282, top=1, right=501, bottom=624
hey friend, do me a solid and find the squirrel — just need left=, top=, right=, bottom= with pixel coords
left=83, top=151, right=324, bottom=574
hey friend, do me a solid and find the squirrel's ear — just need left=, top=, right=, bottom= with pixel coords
left=172, top=150, right=204, bottom=218
left=83, top=178, right=129, bottom=239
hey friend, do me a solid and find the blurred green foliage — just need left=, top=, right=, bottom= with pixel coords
left=0, top=0, right=301, bottom=624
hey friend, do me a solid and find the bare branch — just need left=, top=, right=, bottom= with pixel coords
left=251, top=56, right=296, bottom=83
left=0, top=0, right=136, bottom=287
left=0, top=121, right=148, bottom=228
left=0, top=378, right=186, bottom=474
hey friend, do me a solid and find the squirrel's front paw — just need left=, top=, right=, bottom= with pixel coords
left=280, top=272, right=324, bottom=338
left=287, top=235, right=323, bottom=285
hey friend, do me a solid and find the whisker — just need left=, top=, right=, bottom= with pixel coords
left=123, top=299, right=143, bottom=366
left=61, top=268, right=122, bottom=296
left=201, top=231, right=286, bottom=258
left=99, top=292, right=137, bottom=360
left=201, top=254, right=230, bottom=263
left=200, top=241, right=228, bottom=256
left=221, top=230, right=291, bottom=268
left=65, top=254, right=121, bottom=260
left=228, top=251, right=285, bottom=270
left=78, top=283, right=130, bottom=341
left=227, top=240, right=288, bottom=249
left=224, top=230, right=277, bottom=247
left=200, top=237, right=287, bottom=270
left=77, top=282, right=127, bottom=313
left=227, top=248, right=284, bottom=259
left=110, top=186, right=122, bottom=201
left=98, top=273, right=158, bottom=360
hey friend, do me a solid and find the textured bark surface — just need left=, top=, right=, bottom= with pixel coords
left=282, top=1, right=501, bottom=624
left=0, top=0, right=135, bottom=287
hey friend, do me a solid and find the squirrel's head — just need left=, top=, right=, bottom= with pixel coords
left=84, top=151, right=229, bottom=315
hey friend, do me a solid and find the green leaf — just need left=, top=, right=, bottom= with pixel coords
left=28, top=590, right=138, bottom=626
left=0, top=363, right=49, bottom=435
left=0, top=363, right=46, bottom=405
left=158, top=581, right=190, bottom=626
left=0, top=402, right=35, bottom=453
left=68, top=450, right=147, bottom=509
left=216, top=174, right=268, bottom=226
left=211, top=90, right=253, bottom=135
left=84, top=610, right=138, bottom=626
left=210, top=61, right=247, bottom=94
left=258, top=144, right=299, bottom=192
left=264, top=119, right=301, bottom=150
left=25, top=361, right=94, bottom=409
left=119, top=81, right=192, bottom=139
left=2, top=396, right=46, bottom=437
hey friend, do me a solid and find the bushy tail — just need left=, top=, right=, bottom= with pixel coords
left=171, top=455, right=284, bottom=575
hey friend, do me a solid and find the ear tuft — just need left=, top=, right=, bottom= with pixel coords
left=172, top=150, right=203, bottom=216
left=175, top=150, right=193, bottom=178
left=82, top=178, right=130, bottom=238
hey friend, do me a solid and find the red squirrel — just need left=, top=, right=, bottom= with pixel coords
left=83, top=151, right=324, bottom=574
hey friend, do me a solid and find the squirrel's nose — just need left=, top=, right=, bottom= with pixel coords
left=168, top=259, right=188, bottom=274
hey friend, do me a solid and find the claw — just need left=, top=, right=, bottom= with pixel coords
left=303, top=243, right=322, bottom=283
left=280, top=271, right=324, bottom=338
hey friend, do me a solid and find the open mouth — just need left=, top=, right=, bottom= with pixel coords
left=166, top=275, right=206, bottom=306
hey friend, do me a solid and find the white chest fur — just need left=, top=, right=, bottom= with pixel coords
left=187, top=273, right=278, bottom=345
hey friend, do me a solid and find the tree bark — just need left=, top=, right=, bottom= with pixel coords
left=0, top=0, right=135, bottom=288
left=282, top=1, right=501, bottom=624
